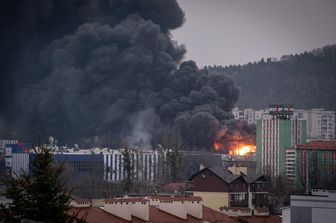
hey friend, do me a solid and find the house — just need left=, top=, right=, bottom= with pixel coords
left=186, top=166, right=269, bottom=216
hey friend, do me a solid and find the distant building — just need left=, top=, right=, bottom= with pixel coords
left=244, top=109, right=256, bottom=125
left=282, top=189, right=336, bottom=223
left=285, top=148, right=296, bottom=184
left=186, top=166, right=269, bottom=216
left=307, top=109, right=335, bottom=140
left=294, top=140, right=336, bottom=192
left=1, top=141, right=31, bottom=177
left=233, top=107, right=335, bottom=141
left=233, top=107, right=244, bottom=120
left=256, top=119, right=307, bottom=178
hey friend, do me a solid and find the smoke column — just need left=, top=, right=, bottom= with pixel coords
left=0, top=0, right=241, bottom=149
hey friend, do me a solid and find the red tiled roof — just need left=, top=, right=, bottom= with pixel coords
left=68, top=207, right=145, bottom=223
left=149, top=206, right=192, bottom=223
left=69, top=204, right=239, bottom=223
left=162, top=182, right=186, bottom=191
left=296, top=140, right=336, bottom=150
left=203, top=206, right=239, bottom=223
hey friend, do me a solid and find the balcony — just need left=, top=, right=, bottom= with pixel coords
left=230, top=200, right=248, bottom=208
left=220, top=207, right=252, bottom=216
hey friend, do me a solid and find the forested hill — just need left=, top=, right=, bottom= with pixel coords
left=206, top=45, right=336, bottom=110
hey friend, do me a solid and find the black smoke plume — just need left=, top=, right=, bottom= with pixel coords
left=1, top=0, right=241, bottom=149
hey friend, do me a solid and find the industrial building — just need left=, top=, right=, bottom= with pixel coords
left=2, top=143, right=229, bottom=185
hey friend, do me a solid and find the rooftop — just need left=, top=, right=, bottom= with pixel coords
left=296, top=140, right=336, bottom=150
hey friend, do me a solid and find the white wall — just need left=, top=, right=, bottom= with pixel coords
left=312, top=208, right=336, bottom=223
left=185, top=200, right=203, bottom=219
left=131, top=201, right=149, bottom=221
left=104, top=201, right=131, bottom=221
left=158, top=200, right=187, bottom=219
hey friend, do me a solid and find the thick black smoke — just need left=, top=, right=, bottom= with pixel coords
left=1, top=0, right=240, bottom=149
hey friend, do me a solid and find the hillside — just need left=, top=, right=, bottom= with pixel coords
left=206, top=45, right=336, bottom=110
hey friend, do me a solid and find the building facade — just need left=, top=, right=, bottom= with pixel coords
left=282, top=189, right=336, bottom=223
left=232, top=108, right=335, bottom=140
left=307, top=109, right=335, bottom=140
left=294, top=141, right=336, bottom=192
left=256, top=119, right=307, bottom=178
left=186, top=167, right=269, bottom=215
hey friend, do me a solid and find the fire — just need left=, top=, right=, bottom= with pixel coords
left=229, top=144, right=256, bottom=156
left=213, top=142, right=221, bottom=151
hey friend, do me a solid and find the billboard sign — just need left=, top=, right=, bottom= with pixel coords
left=269, top=104, right=294, bottom=120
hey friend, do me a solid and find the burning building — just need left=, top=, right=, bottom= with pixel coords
left=213, top=120, right=256, bottom=156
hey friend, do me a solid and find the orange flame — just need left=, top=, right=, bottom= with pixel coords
left=213, top=142, right=221, bottom=151
left=229, top=144, right=256, bottom=156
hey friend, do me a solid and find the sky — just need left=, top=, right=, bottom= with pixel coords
left=173, top=0, right=336, bottom=67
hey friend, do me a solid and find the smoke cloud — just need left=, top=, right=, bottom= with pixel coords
left=1, top=0, right=242, bottom=150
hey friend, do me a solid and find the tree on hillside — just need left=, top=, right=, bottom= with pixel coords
left=0, top=146, right=86, bottom=223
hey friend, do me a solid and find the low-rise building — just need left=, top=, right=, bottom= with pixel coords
left=282, top=189, right=336, bottom=223
left=186, top=167, right=269, bottom=216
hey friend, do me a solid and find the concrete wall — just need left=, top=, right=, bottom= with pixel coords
left=312, top=207, right=336, bottom=223
left=104, top=202, right=131, bottom=221
left=193, top=192, right=229, bottom=211
left=131, top=201, right=149, bottom=221
left=185, top=200, right=203, bottom=219
left=158, top=200, right=187, bottom=219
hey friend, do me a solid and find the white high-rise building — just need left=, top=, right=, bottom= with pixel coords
left=307, top=109, right=335, bottom=140
left=243, top=109, right=256, bottom=124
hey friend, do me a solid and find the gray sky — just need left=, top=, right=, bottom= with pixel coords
left=173, top=0, right=336, bottom=67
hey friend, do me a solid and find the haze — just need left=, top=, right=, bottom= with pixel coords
left=173, top=0, right=336, bottom=67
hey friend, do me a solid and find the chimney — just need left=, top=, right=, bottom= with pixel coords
left=130, top=198, right=149, bottom=221
left=158, top=197, right=187, bottom=219
left=104, top=198, right=149, bottom=221
left=104, top=199, right=132, bottom=221
left=185, top=197, right=203, bottom=219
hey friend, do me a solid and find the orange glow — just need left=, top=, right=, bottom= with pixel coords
left=229, top=144, right=256, bottom=156
left=213, top=142, right=222, bottom=151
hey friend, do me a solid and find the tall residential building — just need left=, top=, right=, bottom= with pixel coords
left=256, top=119, right=307, bottom=178
left=233, top=107, right=335, bottom=141
left=294, top=140, right=336, bottom=192
left=285, top=148, right=296, bottom=183
left=243, top=109, right=256, bottom=125
left=307, top=109, right=335, bottom=140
